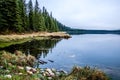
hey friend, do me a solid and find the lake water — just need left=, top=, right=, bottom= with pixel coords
left=39, top=34, right=120, bottom=80
left=0, top=34, right=120, bottom=80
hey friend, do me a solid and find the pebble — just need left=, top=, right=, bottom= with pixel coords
left=18, top=66, right=24, bottom=70
left=26, top=66, right=32, bottom=71
left=46, top=68, right=55, bottom=77
left=30, top=68, right=37, bottom=73
left=18, top=73, right=23, bottom=75
left=27, top=71, right=33, bottom=75
left=26, top=66, right=37, bottom=73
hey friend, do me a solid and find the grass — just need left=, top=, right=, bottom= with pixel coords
left=0, top=50, right=36, bottom=67
left=0, top=32, right=70, bottom=42
left=0, top=32, right=70, bottom=48
left=61, top=66, right=110, bottom=80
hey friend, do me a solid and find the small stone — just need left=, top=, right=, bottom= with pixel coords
left=44, top=72, right=50, bottom=76
left=4, top=75, right=12, bottom=78
left=27, top=71, right=33, bottom=75
left=31, top=68, right=37, bottom=73
left=26, top=66, right=32, bottom=71
left=18, top=66, right=24, bottom=70
left=46, top=68, right=55, bottom=77
left=18, top=73, right=23, bottom=75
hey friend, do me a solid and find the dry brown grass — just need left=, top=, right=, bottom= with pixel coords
left=0, top=32, right=71, bottom=42
left=62, top=66, right=110, bottom=80
left=0, top=50, right=36, bottom=67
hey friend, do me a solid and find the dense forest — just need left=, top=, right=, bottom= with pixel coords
left=0, top=0, right=66, bottom=34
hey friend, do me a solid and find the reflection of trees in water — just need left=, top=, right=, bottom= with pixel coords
left=0, top=39, right=61, bottom=58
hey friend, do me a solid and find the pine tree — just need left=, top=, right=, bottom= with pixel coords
left=28, top=0, right=34, bottom=31
left=42, top=6, right=49, bottom=31
left=0, top=0, right=23, bottom=33
left=37, top=10, right=46, bottom=31
left=53, top=18, right=59, bottom=32
left=0, top=0, right=60, bottom=34
left=0, top=0, right=8, bottom=33
left=33, top=0, right=46, bottom=31
left=18, top=0, right=27, bottom=31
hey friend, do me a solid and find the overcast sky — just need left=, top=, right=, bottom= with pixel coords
left=29, top=0, right=120, bottom=30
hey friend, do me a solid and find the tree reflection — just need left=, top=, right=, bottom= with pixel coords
left=0, top=39, right=61, bottom=58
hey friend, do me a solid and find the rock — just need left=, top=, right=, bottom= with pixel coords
left=26, top=66, right=37, bottom=73
left=27, top=71, right=33, bottom=75
left=43, top=72, right=50, bottom=76
left=17, top=66, right=24, bottom=70
left=46, top=68, right=55, bottom=77
left=26, top=66, right=32, bottom=71
left=30, top=68, right=37, bottom=73
left=4, top=74, right=12, bottom=78
left=18, top=73, right=23, bottom=75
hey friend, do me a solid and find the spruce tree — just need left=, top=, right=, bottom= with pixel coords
left=37, top=10, right=46, bottom=31
left=33, top=0, right=46, bottom=31
left=18, top=0, right=27, bottom=31
left=28, top=0, right=34, bottom=31
left=0, top=0, right=22, bottom=33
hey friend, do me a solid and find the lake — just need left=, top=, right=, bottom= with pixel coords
left=39, top=34, right=120, bottom=80
left=0, top=34, right=120, bottom=80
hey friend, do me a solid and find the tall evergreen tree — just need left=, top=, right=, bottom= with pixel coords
left=0, top=0, right=22, bottom=33
left=33, top=0, right=46, bottom=31
left=42, top=6, right=51, bottom=31
left=53, top=18, right=59, bottom=32
left=0, top=0, right=61, bottom=34
left=18, top=0, right=27, bottom=31
left=28, top=0, right=34, bottom=31
left=37, top=10, right=46, bottom=31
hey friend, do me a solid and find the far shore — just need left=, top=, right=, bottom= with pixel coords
left=0, top=32, right=71, bottom=42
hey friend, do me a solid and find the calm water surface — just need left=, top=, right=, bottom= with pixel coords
left=1, top=34, right=120, bottom=80
left=39, top=34, right=120, bottom=80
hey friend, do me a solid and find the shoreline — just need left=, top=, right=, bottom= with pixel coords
left=0, top=32, right=71, bottom=42
left=0, top=51, right=110, bottom=80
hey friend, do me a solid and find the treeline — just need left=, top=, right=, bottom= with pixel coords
left=0, top=0, right=65, bottom=34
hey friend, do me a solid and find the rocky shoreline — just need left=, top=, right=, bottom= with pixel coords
left=0, top=51, right=110, bottom=80
left=0, top=65, right=68, bottom=80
